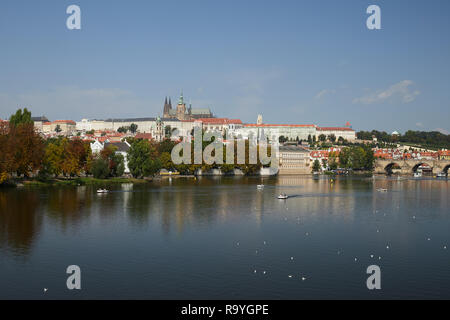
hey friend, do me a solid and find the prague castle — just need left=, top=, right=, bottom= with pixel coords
left=163, top=93, right=214, bottom=120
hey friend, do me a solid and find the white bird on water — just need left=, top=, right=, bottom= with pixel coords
left=301, top=276, right=307, bottom=281
left=44, top=288, right=48, bottom=293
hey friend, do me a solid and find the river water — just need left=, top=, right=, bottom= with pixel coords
left=0, top=176, right=449, bottom=299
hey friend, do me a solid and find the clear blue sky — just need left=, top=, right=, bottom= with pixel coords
left=0, top=0, right=449, bottom=133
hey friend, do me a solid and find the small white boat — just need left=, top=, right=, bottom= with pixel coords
left=414, top=172, right=422, bottom=178
left=257, top=184, right=265, bottom=189
left=277, top=194, right=289, bottom=200
left=377, top=188, right=388, bottom=192
left=97, top=189, right=109, bottom=194
left=437, top=172, right=447, bottom=178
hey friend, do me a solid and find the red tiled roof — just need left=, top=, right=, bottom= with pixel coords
left=317, top=127, right=355, bottom=132
left=197, top=118, right=243, bottom=125
left=244, top=124, right=315, bottom=128
left=135, top=133, right=153, bottom=140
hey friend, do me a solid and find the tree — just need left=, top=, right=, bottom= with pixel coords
left=0, top=122, right=14, bottom=183
left=101, top=145, right=125, bottom=177
left=9, top=123, right=44, bottom=177
left=157, top=139, right=176, bottom=154
left=279, top=135, right=288, bottom=143
left=329, top=134, right=336, bottom=143
left=328, top=151, right=339, bottom=170
left=129, top=123, right=138, bottom=134
left=127, top=140, right=161, bottom=178
left=312, top=159, right=321, bottom=172
left=91, top=158, right=109, bottom=179
left=159, top=152, right=174, bottom=170
left=319, top=134, right=326, bottom=142
left=117, top=126, right=128, bottom=133
left=42, top=138, right=91, bottom=177
left=43, top=141, right=64, bottom=177
left=109, top=153, right=125, bottom=177
left=55, top=125, right=62, bottom=133
left=338, top=145, right=375, bottom=171
left=9, top=108, right=33, bottom=127
left=164, top=125, right=172, bottom=138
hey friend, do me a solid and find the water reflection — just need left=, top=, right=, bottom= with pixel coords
left=0, top=176, right=449, bottom=259
left=0, top=190, right=42, bottom=256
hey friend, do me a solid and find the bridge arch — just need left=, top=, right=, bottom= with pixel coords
left=384, top=162, right=402, bottom=175
left=412, top=162, right=433, bottom=175
left=443, top=165, right=450, bottom=174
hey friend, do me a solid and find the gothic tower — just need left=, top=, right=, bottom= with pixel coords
left=163, top=97, right=172, bottom=118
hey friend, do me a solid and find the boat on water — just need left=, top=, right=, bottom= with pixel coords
left=96, top=189, right=109, bottom=194
left=414, top=172, right=422, bottom=178
left=437, top=172, right=447, bottom=178
left=277, top=194, right=289, bottom=200
left=257, top=184, right=265, bottom=190
left=377, top=188, right=388, bottom=192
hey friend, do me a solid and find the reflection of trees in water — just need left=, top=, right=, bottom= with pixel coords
left=46, top=187, right=93, bottom=229
left=0, top=190, right=42, bottom=257
left=126, top=178, right=269, bottom=234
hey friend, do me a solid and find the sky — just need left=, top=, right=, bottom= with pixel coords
left=0, top=0, right=449, bottom=133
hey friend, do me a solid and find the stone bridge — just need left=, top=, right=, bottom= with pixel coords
left=374, top=159, right=450, bottom=175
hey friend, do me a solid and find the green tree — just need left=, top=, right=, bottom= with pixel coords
left=318, top=134, right=327, bottom=142
left=109, top=153, right=125, bottom=177
left=164, top=125, right=172, bottom=138
left=117, top=126, right=128, bottom=133
left=55, top=125, right=62, bottom=133
left=159, top=152, right=173, bottom=170
left=312, top=159, right=321, bottom=172
left=91, top=158, right=109, bottom=179
left=9, top=108, right=33, bottom=127
left=128, top=140, right=161, bottom=178
left=129, top=123, right=138, bottom=134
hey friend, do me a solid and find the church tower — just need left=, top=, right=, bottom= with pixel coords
left=163, top=97, right=172, bottom=118
left=176, top=92, right=187, bottom=120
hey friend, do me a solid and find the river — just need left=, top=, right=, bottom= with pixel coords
left=0, top=176, right=449, bottom=299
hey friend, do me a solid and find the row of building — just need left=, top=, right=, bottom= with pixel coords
left=29, top=94, right=357, bottom=142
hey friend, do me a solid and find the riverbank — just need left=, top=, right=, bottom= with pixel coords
left=1, top=177, right=152, bottom=188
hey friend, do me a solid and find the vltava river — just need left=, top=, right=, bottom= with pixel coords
left=1, top=176, right=449, bottom=299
